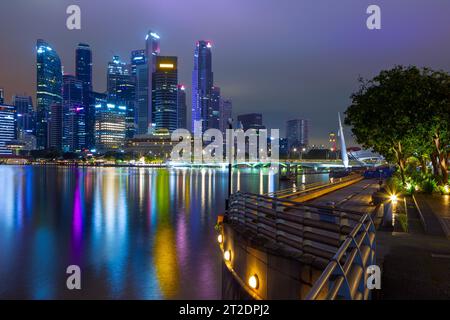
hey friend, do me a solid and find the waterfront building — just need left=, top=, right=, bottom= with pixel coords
left=0, top=104, right=16, bottom=155
left=107, top=56, right=136, bottom=139
left=124, top=129, right=175, bottom=159
left=152, top=56, right=178, bottom=132
left=62, top=75, right=86, bottom=152
left=48, top=103, right=63, bottom=150
left=177, top=85, right=187, bottom=129
left=36, top=39, right=62, bottom=149
left=94, top=103, right=126, bottom=152
left=132, top=49, right=150, bottom=134
left=13, top=95, right=35, bottom=137
left=76, top=43, right=94, bottom=149
left=286, top=118, right=309, bottom=149
left=146, top=31, right=161, bottom=130
left=192, top=40, right=213, bottom=131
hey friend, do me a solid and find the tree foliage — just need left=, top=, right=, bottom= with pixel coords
left=345, top=66, right=450, bottom=185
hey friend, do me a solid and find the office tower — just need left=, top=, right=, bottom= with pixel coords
left=286, top=119, right=309, bottom=149
left=0, top=88, right=4, bottom=104
left=209, top=86, right=221, bottom=129
left=0, top=104, right=16, bottom=155
left=76, top=43, right=94, bottom=148
left=107, top=56, right=136, bottom=138
left=36, top=39, right=62, bottom=150
left=132, top=50, right=150, bottom=134
left=145, top=31, right=160, bottom=129
left=192, top=40, right=213, bottom=131
left=62, top=75, right=85, bottom=152
left=48, top=104, right=63, bottom=150
left=95, top=103, right=126, bottom=151
left=152, top=56, right=178, bottom=133
left=13, top=95, right=35, bottom=137
left=237, top=113, right=264, bottom=131
left=177, top=85, right=187, bottom=129
left=219, top=98, right=232, bottom=134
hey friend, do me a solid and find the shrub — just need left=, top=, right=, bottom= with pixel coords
left=420, top=177, right=437, bottom=194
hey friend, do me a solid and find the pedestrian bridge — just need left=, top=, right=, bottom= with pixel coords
left=217, top=176, right=377, bottom=300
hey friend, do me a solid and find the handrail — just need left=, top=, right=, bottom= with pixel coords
left=226, top=191, right=376, bottom=300
left=305, top=213, right=376, bottom=300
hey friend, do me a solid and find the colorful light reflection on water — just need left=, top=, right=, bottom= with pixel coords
left=0, top=166, right=328, bottom=299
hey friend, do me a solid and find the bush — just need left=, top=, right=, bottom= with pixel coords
left=420, top=177, right=437, bottom=194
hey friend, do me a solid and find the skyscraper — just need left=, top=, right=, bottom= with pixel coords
left=36, top=39, right=62, bottom=149
left=145, top=31, right=160, bottom=129
left=286, top=119, right=309, bottom=149
left=0, top=88, right=4, bottom=104
left=192, top=40, right=213, bottom=131
left=152, top=56, right=178, bottom=133
left=219, top=98, right=232, bottom=134
left=237, top=113, right=264, bottom=131
left=95, top=103, right=126, bottom=152
left=0, top=104, right=16, bottom=155
left=48, top=103, right=63, bottom=151
left=107, top=56, right=136, bottom=139
left=62, top=75, right=85, bottom=152
left=209, top=86, right=221, bottom=129
left=132, top=49, right=149, bottom=135
left=177, top=85, right=187, bottom=129
left=76, top=43, right=94, bottom=148
left=13, top=95, right=35, bottom=137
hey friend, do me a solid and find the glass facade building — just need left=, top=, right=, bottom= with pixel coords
left=94, top=103, right=126, bottom=151
left=36, top=39, right=62, bottom=149
left=192, top=40, right=213, bottom=132
left=286, top=118, right=309, bottom=149
left=152, top=56, right=178, bottom=133
left=132, top=50, right=150, bottom=135
left=76, top=43, right=94, bottom=149
left=177, top=85, right=187, bottom=129
left=0, top=104, right=16, bottom=155
left=62, top=75, right=86, bottom=152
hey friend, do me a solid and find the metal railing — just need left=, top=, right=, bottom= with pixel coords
left=226, top=191, right=376, bottom=300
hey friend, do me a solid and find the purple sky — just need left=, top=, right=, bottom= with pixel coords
left=0, top=0, right=449, bottom=144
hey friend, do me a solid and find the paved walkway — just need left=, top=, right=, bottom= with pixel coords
left=306, top=179, right=380, bottom=214
left=414, top=194, right=450, bottom=238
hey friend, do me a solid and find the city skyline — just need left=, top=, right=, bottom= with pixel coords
left=1, top=0, right=450, bottom=144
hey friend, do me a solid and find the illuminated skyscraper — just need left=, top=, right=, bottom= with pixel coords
left=0, top=104, right=16, bottom=155
left=62, top=75, right=85, bottom=152
left=0, top=88, right=4, bottom=104
left=95, top=103, right=126, bottom=151
left=13, top=95, right=35, bottom=137
left=107, top=56, right=136, bottom=138
left=146, top=31, right=160, bottom=129
left=192, top=40, right=213, bottom=131
left=48, top=103, right=63, bottom=150
left=76, top=43, right=94, bottom=148
left=36, top=39, right=62, bottom=149
left=177, top=85, right=187, bottom=129
left=132, top=50, right=149, bottom=135
left=153, top=56, right=178, bottom=132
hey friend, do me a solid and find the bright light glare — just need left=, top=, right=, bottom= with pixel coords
left=224, top=250, right=231, bottom=261
left=217, top=234, right=223, bottom=244
left=390, top=194, right=398, bottom=203
left=248, top=275, right=259, bottom=289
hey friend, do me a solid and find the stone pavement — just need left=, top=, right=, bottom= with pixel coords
left=414, top=194, right=450, bottom=238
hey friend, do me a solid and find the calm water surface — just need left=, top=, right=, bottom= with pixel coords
left=0, top=165, right=328, bottom=299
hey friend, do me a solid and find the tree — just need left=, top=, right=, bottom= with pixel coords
left=345, top=66, right=450, bottom=185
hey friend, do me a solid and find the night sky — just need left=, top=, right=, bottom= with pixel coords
left=0, top=0, right=449, bottom=144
